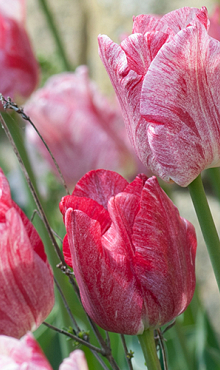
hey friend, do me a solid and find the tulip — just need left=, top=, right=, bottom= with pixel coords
left=0, top=333, right=52, bottom=369
left=24, top=66, right=139, bottom=187
left=60, top=169, right=197, bottom=335
left=0, top=0, right=39, bottom=102
left=98, top=6, right=220, bottom=187
left=59, top=350, right=89, bottom=370
left=0, top=333, right=89, bottom=370
left=0, top=168, right=54, bottom=339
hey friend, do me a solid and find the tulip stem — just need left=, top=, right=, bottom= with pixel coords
left=138, top=329, right=162, bottom=370
left=188, top=174, right=220, bottom=292
left=37, top=0, right=72, bottom=71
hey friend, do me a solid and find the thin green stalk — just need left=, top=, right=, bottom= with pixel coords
left=188, top=174, right=220, bottom=292
left=173, top=321, right=194, bottom=370
left=206, top=168, right=220, bottom=202
left=138, top=329, right=162, bottom=370
left=37, top=0, right=71, bottom=71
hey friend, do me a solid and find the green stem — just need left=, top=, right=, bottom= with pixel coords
left=138, top=329, right=162, bottom=370
left=206, top=168, right=220, bottom=202
left=173, top=321, right=194, bottom=370
left=37, top=0, right=72, bottom=71
left=188, top=174, right=220, bottom=291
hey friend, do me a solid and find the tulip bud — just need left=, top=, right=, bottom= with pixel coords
left=98, top=6, right=220, bottom=187
left=60, top=169, right=197, bottom=335
left=0, top=168, right=54, bottom=339
left=0, top=0, right=39, bottom=103
left=24, top=66, right=140, bottom=187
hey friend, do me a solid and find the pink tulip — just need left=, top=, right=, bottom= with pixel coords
left=0, top=333, right=52, bottom=369
left=24, top=66, right=139, bottom=187
left=0, top=168, right=54, bottom=339
left=0, top=0, right=39, bottom=102
left=59, top=350, right=89, bottom=370
left=60, top=169, right=197, bottom=335
left=98, top=7, right=220, bottom=187
left=0, top=333, right=89, bottom=370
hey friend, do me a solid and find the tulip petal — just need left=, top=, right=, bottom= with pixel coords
left=65, top=208, right=144, bottom=334
left=132, top=14, right=168, bottom=34
left=0, top=0, right=25, bottom=24
left=160, top=6, right=209, bottom=33
left=140, top=21, right=220, bottom=186
left=124, top=173, right=147, bottom=197
left=12, top=201, right=47, bottom=262
left=60, top=194, right=112, bottom=267
left=59, top=350, right=88, bottom=370
left=106, top=192, right=140, bottom=256
left=132, top=177, right=196, bottom=326
left=60, top=195, right=111, bottom=233
left=72, top=169, right=128, bottom=209
left=0, top=209, right=54, bottom=338
left=0, top=169, right=12, bottom=222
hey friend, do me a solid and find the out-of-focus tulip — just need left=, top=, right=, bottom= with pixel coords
left=24, top=66, right=140, bottom=187
left=0, top=0, right=39, bottom=102
left=0, top=333, right=52, bottom=369
left=98, top=7, right=220, bottom=187
left=60, top=169, right=197, bottom=335
left=0, top=168, right=54, bottom=339
left=0, top=333, right=89, bottom=370
left=208, top=5, right=220, bottom=40
left=59, top=350, right=89, bottom=370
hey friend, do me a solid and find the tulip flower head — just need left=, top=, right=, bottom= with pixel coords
left=0, top=0, right=39, bottom=102
left=25, top=66, right=139, bottom=187
left=98, top=6, right=220, bottom=186
left=60, top=169, right=197, bottom=335
left=0, top=168, right=54, bottom=339
left=0, top=333, right=89, bottom=370
left=59, top=350, right=89, bottom=370
left=0, top=333, right=52, bottom=369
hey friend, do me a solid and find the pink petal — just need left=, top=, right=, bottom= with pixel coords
left=208, top=5, right=220, bottom=40
left=0, top=169, right=12, bottom=222
left=0, top=0, right=25, bottom=24
left=59, top=350, right=88, bottom=370
left=60, top=195, right=111, bottom=233
left=98, top=34, right=146, bottom=151
left=0, top=10, right=39, bottom=101
left=105, top=192, right=140, bottom=256
left=160, top=6, right=209, bottom=33
left=124, top=173, right=148, bottom=197
left=140, top=21, right=220, bottom=186
left=132, top=14, right=168, bottom=34
left=12, top=201, right=47, bottom=263
left=0, top=209, right=54, bottom=338
left=65, top=208, right=144, bottom=335
left=62, top=234, right=72, bottom=267
left=132, top=177, right=196, bottom=327
left=0, top=333, right=52, bottom=369
left=72, top=169, right=128, bottom=209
